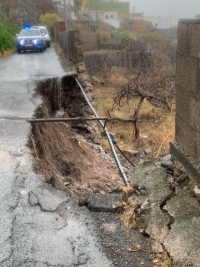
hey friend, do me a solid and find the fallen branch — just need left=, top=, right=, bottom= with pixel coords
left=156, top=132, right=172, bottom=158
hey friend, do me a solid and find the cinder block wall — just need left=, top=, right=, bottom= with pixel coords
left=171, top=19, right=200, bottom=181
left=80, top=32, right=98, bottom=51
left=68, top=31, right=83, bottom=63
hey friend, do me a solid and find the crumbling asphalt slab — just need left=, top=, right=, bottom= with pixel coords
left=129, top=160, right=200, bottom=266
left=91, top=210, right=156, bottom=267
left=0, top=48, right=112, bottom=267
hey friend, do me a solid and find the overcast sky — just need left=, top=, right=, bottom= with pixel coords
left=129, top=0, right=200, bottom=25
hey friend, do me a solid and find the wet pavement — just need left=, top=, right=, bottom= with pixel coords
left=0, top=47, right=112, bottom=266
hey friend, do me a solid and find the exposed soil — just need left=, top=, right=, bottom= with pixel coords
left=30, top=75, right=124, bottom=199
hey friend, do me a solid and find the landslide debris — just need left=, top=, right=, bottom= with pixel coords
left=30, top=74, right=123, bottom=199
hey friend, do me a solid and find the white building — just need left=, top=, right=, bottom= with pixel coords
left=143, top=15, right=170, bottom=29
left=51, top=0, right=74, bottom=8
left=132, top=13, right=171, bottom=29
left=88, top=10, right=121, bottom=27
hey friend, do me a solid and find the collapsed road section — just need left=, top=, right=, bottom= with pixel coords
left=28, top=70, right=158, bottom=267
left=29, top=60, right=200, bottom=267
left=2, top=48, right=200, bottom=266
left=30, top=74, right=125, bottom=198
left=0, top=48, right=124, bottom=267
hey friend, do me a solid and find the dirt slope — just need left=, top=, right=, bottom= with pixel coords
left=30, top=73, right=124, bottom=199
left=31, top=120, right=123, bottom=199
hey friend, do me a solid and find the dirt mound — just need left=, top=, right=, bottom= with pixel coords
left=31, top=121, right=123, bottom=199
left=30, top=75, right=123, bottom=199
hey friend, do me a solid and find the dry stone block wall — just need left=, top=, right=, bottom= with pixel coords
left=171, top=19, right=200, bottom=182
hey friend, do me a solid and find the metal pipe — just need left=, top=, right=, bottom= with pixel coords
left=27, top=117, right=107, bottom=123
left=75, top=78, right=130, bottom=186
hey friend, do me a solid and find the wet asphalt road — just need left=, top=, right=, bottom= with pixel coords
left=0, top=47, right=111, bottom=267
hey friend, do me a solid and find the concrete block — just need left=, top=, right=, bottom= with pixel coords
left=76, top=45, right=83, bottom=55
left=176, top=85, right=190, bottom=121
left=170, top=141, right=200, bottom=183
left=74, top=31, right=80, bottom=38
left=176, top=55, right=199, bottom=92
left=176, top=116, right=198, bottom=160
left=189, top=23, right=200, bottom=58
left=75, top=38, right=81, bottom=46
left=87, top=193, right=123, bottom=212
left=77, top=55, right=83, bottom=63
left=177, top=22, right=189, bottom=55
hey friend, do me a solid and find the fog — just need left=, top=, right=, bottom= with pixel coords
left=129, top=0, right=200, bottom=25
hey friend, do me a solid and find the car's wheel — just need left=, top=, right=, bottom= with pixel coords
left=47, top=41, right=50, bottom=48
left=44, top=45, right=46, bottom=51
left=40, top=45, right=44, bottom=52
left=17, top=49, right=21, bottom=54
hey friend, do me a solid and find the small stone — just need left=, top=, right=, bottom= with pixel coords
left=93, top=189, right=100, bottom=193
left=20, top=190, right=28, bottom=195
left=140, top=228, right=145, bottom=234
left=13, top=149, right=24, bottom=157
left=77, top=64, right=87, bottom=73
left=79, top=196, right=88, bottom=206
left=176, top=174, right=188, bottom=183
left=161, top=154, right=174, bottom=170
left=144, top=148, right=151, bottom=155
left=122, top=149, right=139, bottom=158
left=140, top=198, right=151, bottom=210
left=193, top=184, right=200, bottom=201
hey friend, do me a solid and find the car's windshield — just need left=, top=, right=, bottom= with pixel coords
left=19, top=29, right=40, bottom=37
left=40, top=28, right=47, bottom=34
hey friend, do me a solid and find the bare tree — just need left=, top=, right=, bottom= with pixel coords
left=111, top=40, right=176, bottom=139
left=0, top=0, right=39, bottom=25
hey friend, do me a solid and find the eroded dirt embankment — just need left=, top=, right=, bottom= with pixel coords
left=30, top=71, right=124, bottom=199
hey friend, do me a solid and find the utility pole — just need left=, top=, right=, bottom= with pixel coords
left=64, top=0, right=69, bottom=57
left=168, top=10, right=171, bottom=38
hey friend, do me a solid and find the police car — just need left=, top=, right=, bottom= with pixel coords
left=16, top=27, right=46, bottom=53
left=31, top=26, right=51, bottom=48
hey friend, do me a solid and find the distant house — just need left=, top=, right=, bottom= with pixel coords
left=50, top=0, right=129, bottom=27
left=143, top=15, right=170, bottom=29
left=86, top=0, right=130, bottom=27
left=51, top=0, right=77, bottom=20
left=132, top=13, right=171, bottom=29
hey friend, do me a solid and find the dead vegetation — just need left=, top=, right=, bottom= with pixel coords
left=89, top=40, right=175, bottom=158
left=93, top=80, right=175, bottom=157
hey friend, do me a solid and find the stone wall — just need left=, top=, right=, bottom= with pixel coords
left=84, top=50, right=126, bottom=74
left=171, top=19, right=200, bottom=182
left=59, top=31, right=83, bottom=63
left=80, top=32, right=98, bottom=51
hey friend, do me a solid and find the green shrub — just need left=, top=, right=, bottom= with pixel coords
left=0, top=24, right=15, bottom=53
left=7, top=24, right=20, bottom=36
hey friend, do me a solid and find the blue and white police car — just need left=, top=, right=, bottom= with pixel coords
left=16, top=27, right=46, bottom=53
